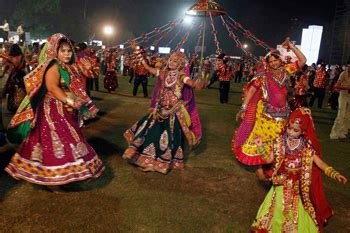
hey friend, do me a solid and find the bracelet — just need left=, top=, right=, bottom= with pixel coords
left=183, top=76, right=190, bottom=84
left=324, top=166, right=333, bottom=176
left=324, top=166, right=339, bottom=179
left=65, top=96, right=75, bottom=107
left=240, top=104, right=247, bottom=112
left=290, top=46, right=297, bottom=52
left=85, top=101, right=93, bottom=109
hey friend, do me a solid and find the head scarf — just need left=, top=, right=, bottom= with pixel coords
left=26, top=33, right=76, bottom=98
left=288, top=108, right=320, bottom=152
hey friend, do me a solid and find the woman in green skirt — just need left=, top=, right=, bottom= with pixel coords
left=123, top=42, right=203, bottom=174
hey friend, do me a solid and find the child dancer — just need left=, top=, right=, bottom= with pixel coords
left=251, top=108, right=347, bottom=232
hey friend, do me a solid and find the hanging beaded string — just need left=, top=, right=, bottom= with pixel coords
left=209, top=12, right=222, bottom=55
left=220, top=16, right=259, bottom=62
left=226, top=15, right=274, bottom=51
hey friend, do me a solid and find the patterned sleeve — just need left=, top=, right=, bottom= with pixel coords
left=250, top=76, right=264, bottom=89
left=284, top=61, right=300, bottom=76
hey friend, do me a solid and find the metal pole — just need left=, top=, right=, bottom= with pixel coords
left=198, top=22, right=206, bottom=80
left=201, top=22, right=205, bottom=61
left=83, top=0, right=88, bottom=20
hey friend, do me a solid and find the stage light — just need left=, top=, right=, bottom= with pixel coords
left=184, top=16, right=193, bottom=25
left=103, top=25, right=113, bottom=36
left=185, top=10, right=197, bottom=16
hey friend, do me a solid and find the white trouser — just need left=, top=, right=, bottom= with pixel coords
left=330, top=92, right=350, bottom=139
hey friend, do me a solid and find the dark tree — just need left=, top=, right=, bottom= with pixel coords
left=11, top=0, right=61, bottom=38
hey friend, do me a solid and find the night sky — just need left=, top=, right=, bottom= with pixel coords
left=0, top=0, right=336, bottom=58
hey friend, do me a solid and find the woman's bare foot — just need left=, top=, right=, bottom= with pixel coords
left=46, top=185, right=64, bottom=193
left=255, top=168, right=267, bottom=181
left=122, top=147, right=136, bottom=159
left=140, top=165, right=155, bottom=172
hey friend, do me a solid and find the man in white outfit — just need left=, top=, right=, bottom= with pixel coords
left=16, top=23, right=25, bottom=45
left=0, top=19, right=9, bottom=42
left=330, top=61, right=350, bottom=139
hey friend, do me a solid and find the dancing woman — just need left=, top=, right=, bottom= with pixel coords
left=104, top=52, right=118, bottom=93
left=232, top=38, right=306, bottom=179
left=289, top=68, right=309, bottom=111
left=123, top=42, right=203, bottom=174
left=5, top=33, right=104, bottom=190
left=251, top=108, right=347, bottom=232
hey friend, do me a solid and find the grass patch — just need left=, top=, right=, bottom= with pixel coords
left=0, top=76, right=349, bottom=232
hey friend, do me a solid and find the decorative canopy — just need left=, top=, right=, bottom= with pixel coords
left=105, top=0, right=272, bottom=62
left=186, top=0, right=227, bottom=17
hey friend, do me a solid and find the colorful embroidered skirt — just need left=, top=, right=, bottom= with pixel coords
left=251, top=185, right=318, bottom=232
left=124, top=112, right=186, bottom=174
left=5, top=95, right=105, bottom=185
left=104, top=71, right=118, bottom=92
left=232, top=100, right=287, bottom=165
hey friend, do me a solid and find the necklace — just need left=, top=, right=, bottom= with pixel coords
left=284, top=133, right=304, bottom=154
left=269, top=68, right=288, bottom=86
left=165, top=70, right=178, bottom=88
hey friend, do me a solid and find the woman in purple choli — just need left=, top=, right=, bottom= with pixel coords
left=150, top=72, right=202, bottom=141
left=123, top=46, right=203, bottom=174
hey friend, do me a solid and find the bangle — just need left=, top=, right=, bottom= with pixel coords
left=324, top=166, right=333, bottom=176
left=183, top=76, right=190, bottom=84
left=325, top=166, right=339, bottom=179
left=65, top=96, right=74, bottom=106
left=241, top=104, right=247, bottom=112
